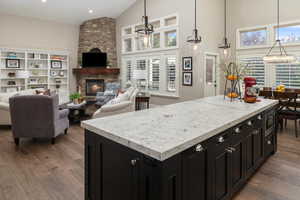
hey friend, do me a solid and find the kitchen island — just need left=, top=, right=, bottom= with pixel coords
left=82, top=96, right=278, bottom=200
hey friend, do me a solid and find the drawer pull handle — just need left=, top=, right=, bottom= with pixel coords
left=195, top=144, right=204, bottom=152
left=131, top=159, right=139, bottom=166
left=226, top=147, right=236, bottom=153
left=218, top=136, right=225, bottom=143
left=267, top=140, right=272, bottom=145
left=234, top=128, right=241, bottom=134
left=247, top=121, right=253, bottom=126
left=252, top=130, right=259, bottom=135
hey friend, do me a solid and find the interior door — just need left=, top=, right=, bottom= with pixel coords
left=204, top=54, right=217, bottom=97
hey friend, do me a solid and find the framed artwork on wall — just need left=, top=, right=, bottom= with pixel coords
left=51, top=60, right=62, bottom=69
left=182, top=72, right=193, bottom=86
left=6, top=59, right=20, bottom=68
left=182, top=57, right=192, bottom=71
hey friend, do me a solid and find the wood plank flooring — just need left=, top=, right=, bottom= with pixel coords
left=0, top=123, right=300, bottom=200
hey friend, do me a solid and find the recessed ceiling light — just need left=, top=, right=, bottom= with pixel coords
left=88, top=9, right=93, bottom=14
left=41, top=0, right=47, bottom=3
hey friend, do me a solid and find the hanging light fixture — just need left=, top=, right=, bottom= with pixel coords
left=135, top=0, right=154, bottom=48
left=218, top=0, right=231, bottom=58
left=187, top=0, right=202, bottom=50
left=263, top=0, right=296, bottom=64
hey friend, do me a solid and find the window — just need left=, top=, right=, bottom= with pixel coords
left=152, top=33, right=160, bottom=48
left=276, top=63, right=300, bottom=88
left=165, top=16, right=177, bottom=26
left=166, top=56, right=176, bottom=92
left=165, top=30, right=177, bottom=47
left=124, top=38, right=132, bottom=52
left=276, top=24, right=300, bottom=44
left=122, top=14, right=178, bottom=53
left=149, top=58, right=160, bottom=91
left=240, top=28, right=267, bottom=47
left=240, top=57, right=265, bottom=86
left=122, top=54, right=178, bottom=96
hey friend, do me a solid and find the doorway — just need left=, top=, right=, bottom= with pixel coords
left=204, top=53, right=219, bottom=97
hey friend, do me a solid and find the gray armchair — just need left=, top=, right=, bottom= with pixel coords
left=95, top=82, right=121, bottom=106
left=9, top=94, right=69, bottom=146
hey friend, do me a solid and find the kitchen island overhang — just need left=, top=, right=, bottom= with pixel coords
left=82, top=96, right=278, bottom=200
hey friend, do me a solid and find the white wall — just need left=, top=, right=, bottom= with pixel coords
left=0, top=14, right=79, bottom=92
left=116, top=0, right=224, bottom=105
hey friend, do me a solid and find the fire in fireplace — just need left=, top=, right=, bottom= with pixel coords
left=85, top=79, right=105, bottom=96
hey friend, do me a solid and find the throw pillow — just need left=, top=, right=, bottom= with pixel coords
left=117, top=92, right=129, bottom=102
left=104, top=90, right=114, bottom=96
left=36, top=89, right=51, bottom=96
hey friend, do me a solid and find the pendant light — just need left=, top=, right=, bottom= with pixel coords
left=218, top=0, right=231, bottom=58
left=187, top=0, right=202, bottom=50
left=135, top=0, right=154, bottom=48
left=263, top=0, right=296, bottom=64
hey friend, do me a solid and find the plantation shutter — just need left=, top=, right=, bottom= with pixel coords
left=276, top=63, right=300, bottom=88
left=149, top=58, right=160, bottom=91
left=126, top=60, right=132, bottom=81
left=240, top=57, right=265, bottom=86
left=166, top=56, right=176, bottom=92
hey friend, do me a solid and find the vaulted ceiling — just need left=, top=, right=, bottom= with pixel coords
left=0, top=0, right=137, bottom=24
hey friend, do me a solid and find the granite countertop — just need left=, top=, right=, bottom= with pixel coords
left=81, top=96, right=278, bottom=161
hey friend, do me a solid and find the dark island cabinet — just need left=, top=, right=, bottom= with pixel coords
left=85, top=107, right=277, bottom=200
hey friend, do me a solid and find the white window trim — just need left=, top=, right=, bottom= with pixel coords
left=121, top=14, right=179, bottom=55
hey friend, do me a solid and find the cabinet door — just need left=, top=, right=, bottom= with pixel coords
left=85, top=131, right=144, bottom=200
left=230, top=127, right=245, bottom=194
left=182, top=142, right=210, bottom=200
left=244, top=127, right=264, bottom=179
left=211, top=134, right=232, bottom=200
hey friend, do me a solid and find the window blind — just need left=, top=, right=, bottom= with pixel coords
left=149, top=58, right=160, bottom=91
left=276, top=63, right=300, bottom=88
left=166, top=56, right=176, bottom=92
left=126, top=60, right=132, bottom=82
left=240, top=57, right=265, bottom=86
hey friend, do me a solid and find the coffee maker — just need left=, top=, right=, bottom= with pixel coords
left=244, top=77, right=259, bottom=103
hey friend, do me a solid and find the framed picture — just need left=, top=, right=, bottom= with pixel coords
left=6, top=59, right=20, bottom=68
left=50, top=70, right=58, bottom=77
left=182, top=57, right=193, bottom=71
left=51, top=60, right=62, bottom=69
left=182, top=72, right=193, bottom=86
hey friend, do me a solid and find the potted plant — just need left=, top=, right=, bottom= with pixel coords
left=70, top=92, right=81, bottom=104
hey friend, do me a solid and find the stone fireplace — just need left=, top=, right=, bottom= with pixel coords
left=85, top=79, right=105, bottom=96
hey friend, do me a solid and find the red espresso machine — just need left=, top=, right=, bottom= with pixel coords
left=244, top=77, right=259, bottom=103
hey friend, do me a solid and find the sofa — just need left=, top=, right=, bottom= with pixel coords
left=9, top=94, right=69, bottom=145
left=93, top=87, right=139, bottom=119
left=0, top=89, right=69, bottom=126
left=95, top=82, right=121, bottom=106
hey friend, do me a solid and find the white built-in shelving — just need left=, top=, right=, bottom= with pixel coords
left=0, top=48, right=69, bottom=93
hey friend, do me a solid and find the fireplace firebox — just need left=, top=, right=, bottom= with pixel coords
left=85, top=79, right=105, bottom=96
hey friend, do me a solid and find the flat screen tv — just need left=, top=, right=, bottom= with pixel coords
left=82, top=52, right=107, bottom=68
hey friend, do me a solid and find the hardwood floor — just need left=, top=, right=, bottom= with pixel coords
left=0, top=122, right=300, bottom=200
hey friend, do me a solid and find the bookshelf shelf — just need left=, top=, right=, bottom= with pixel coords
left=0, top=48, right=69, bottom=93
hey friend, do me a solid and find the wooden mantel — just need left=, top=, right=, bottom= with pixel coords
left=72, top=67, right=120, bottom=76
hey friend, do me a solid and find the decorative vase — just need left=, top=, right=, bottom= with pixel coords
left=73, top=99, right=79, bottom=104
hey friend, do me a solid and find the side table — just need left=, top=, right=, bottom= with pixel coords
left=67, top=101, right=87, bottom=123
left=135, top=96, right=150, bottom=111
